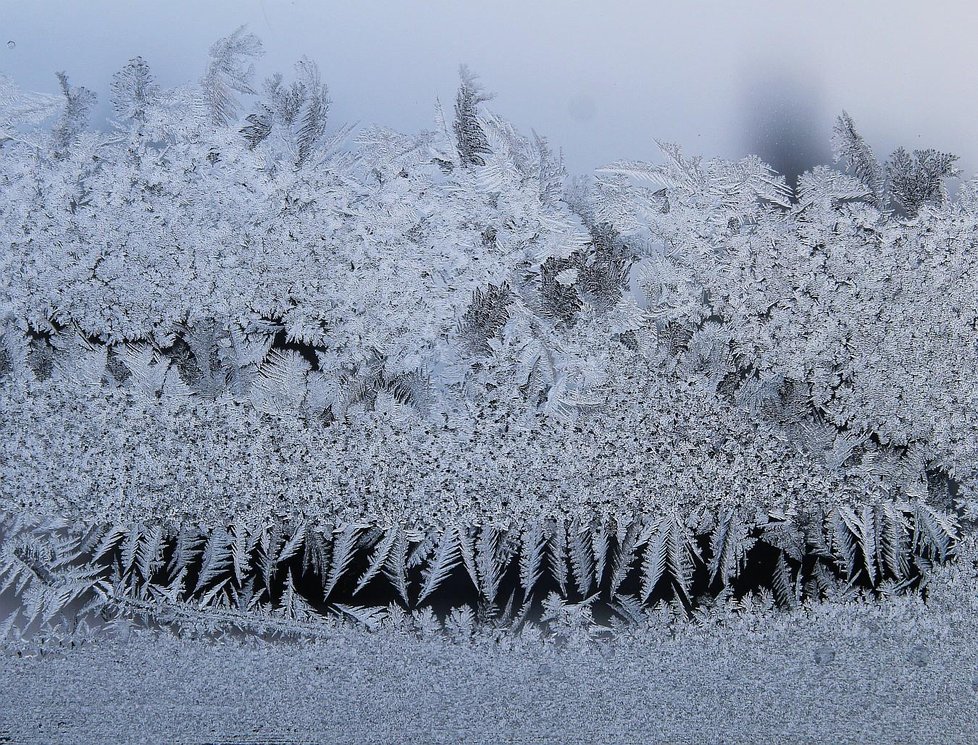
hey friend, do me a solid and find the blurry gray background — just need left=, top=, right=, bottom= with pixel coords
left=2, top=0, right=976, bottom=181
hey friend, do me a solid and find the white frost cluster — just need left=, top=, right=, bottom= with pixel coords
left=0, top=29, right=971, bottom=641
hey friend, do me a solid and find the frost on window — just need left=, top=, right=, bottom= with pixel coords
left=1, top=24, right=976, bottom=742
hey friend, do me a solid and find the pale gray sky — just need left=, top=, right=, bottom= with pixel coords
left=2, top=0, right=976, bottom=178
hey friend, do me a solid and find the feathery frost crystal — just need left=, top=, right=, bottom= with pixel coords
left=0, top=29, right=972, bottom=649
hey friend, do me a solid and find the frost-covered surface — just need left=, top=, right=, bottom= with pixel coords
left=2, top=367, right=886, bottom=530
left=596, top=154, right=978, bottom=499
left=1, top=361, right=957, bottom=636
left=0, top=28, right=973, bottom=665
left=4, top=544, right=978, bottom=744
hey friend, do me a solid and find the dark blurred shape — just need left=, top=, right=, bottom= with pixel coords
left=740, top=69, right=830, bottom=193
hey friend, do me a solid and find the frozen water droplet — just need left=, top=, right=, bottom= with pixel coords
left=6, top=40, right=14, bottom=49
